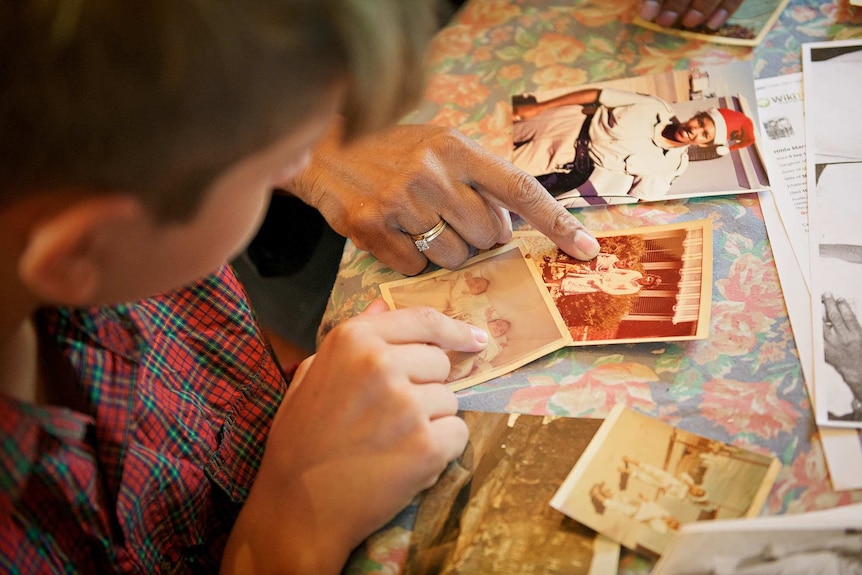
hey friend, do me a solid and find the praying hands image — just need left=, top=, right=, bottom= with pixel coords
left=822, top=292, right=862, bottom=421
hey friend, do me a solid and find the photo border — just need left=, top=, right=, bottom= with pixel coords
left=379, top=241, right=570, bottom=392
left=515, top=219, right=713, bottom=345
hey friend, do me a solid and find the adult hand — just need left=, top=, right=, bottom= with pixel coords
left=223, top=299, right=479, bottom=574
left=823, top=292, right=862, bottom=402
left=286, top=122, right=600, bottom=276
left=638, top=0, right=743, bottom=30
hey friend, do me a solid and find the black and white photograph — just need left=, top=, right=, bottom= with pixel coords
left=652, top=503, right=862, bottom=575
left=510, top=61, right=768, bottom=208
left=379, top=242, right=570, bottom=392
left=803, top=39, right=862, bottom=429
left=550, top=406, right=780, bottom=557
left=516, top=220, right=712, bottom=345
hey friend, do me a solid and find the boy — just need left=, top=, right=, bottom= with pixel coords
left=0, top=2, right=485, bottom=573
left=1, top=1, right=601, bottom=573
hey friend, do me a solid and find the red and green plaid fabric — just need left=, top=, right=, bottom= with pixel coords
left=0, top=265, right=287, bottom=573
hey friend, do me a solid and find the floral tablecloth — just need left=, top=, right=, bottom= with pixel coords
left=324, top=1, right=862, bottom=573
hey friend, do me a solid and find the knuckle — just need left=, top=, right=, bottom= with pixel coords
left=399, top=257, right=430, bottom=277
left=433, top=245, right=470, bottom=269
left=472, top=231, right=499, bottom=250
left=434, top=125, right=471, bottom=153
left=547, top=204, right=582, bottom=237
left=326, top=318, right=364, bottom=345
left=327, top=320, right=390, bottom=368
left=506, top=169, right=544, bottom=206
left=410, top=305, right=446, bottom=327
left=403, top=151, right=439, bottom=187
left=436, top=254, right=468, bottom=271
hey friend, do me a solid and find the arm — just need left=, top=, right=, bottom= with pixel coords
left=285, top=123, right=600, bottom=276
left=512, top=88, right=601, bottom=121
left=221, top=300, right=484, bottom=574
left=820, top=243, right=862, bottom=264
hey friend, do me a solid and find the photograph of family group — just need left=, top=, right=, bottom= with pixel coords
left=517, top=220, right=712, bottom=345
left=510, top=61, right=769, bottom=209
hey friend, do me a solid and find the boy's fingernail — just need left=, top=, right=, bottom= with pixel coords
left=639, top=0, right=661, bottom=21
left=575, top=229, right=600, bottom=257
left=471, top=326, right=489, bottom=344
left=656, top=10, right=679, bottom=27
left=682, top=9, right=704, bottom=28
left=706, top=8, right=729, bottom=30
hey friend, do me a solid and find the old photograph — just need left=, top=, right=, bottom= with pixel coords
left=405, top=412, right=619, bottom=575
left=516, top=220, right=712, bottom=345
left=550, top=406, right=780, bottom=557
left=652, top=503, right=862, bottom=574
left=632, top=0, right=790, bottom=47
left=803, top=39, right=862, bottom=429
left=379, top=242, right=570, bottom=392
left=511, top=61, right=768, bottom=208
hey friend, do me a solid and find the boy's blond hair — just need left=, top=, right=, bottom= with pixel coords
left=0, top=0, right=436, bottom=220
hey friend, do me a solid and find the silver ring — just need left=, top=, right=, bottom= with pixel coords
left=410, top=219, right=447, bottom=252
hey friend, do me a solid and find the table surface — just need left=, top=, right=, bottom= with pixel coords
left=320, top=1, right=862, bottom=572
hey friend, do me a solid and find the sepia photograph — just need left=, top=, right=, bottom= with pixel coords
left=516, top=220, right=712, bottom=345
left=550, top=406, right=780, bottom=558
left=379, top=242, right=570, bottom=392
left=511, top=61, right=768, bottom=209
left=405, top=411, right=619, bottom=575
left=632, top=0, right=790, bottom=47
left=652, top=503, right=862, bottom=575
left=803, top=39, right=862, bottom=429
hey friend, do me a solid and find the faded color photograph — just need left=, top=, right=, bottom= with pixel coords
left=551, top=406, right=780, bottom=557
left=516, top=220, right=712, bottom=345
left=380, top=242, right=569, bottom=392
left=405, top=412, right=619, bottom=575
left=511, top=61, right=768, bottom=209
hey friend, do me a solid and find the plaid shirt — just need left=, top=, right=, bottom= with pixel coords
left=0, top=266, right=288, bottom=573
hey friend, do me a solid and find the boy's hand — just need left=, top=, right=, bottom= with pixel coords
left=223, top=299, right=482, bottom=574
left=287, top=123, right=599, bottom=276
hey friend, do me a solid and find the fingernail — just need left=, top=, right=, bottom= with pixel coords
left=575, top=229, right=600, bottom=258
left=471, top=326, right=489, bottom=345
left=656, top=10, right=679, bottom=27
left=705, top=8, right=729, bottom=30
left=501, top=209, right=513, bottom=233
left=639, top=0, right=661, bottom=21
left=682, top=9, right=704, bottom=28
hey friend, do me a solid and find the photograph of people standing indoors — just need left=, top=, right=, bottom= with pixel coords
left=511, top=63, right=768, bottom=208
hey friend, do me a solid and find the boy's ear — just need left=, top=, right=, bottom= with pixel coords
left=18, top=195, right=143, bottom=306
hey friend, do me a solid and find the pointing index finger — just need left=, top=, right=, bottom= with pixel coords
left=465, top=147, right=600, bottom=261
left=354, top=304, right=489, bottom=353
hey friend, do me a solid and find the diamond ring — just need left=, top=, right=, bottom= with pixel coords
left=410, top=219, right=447, bottom=252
